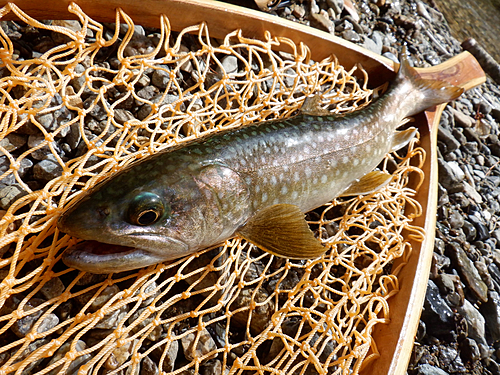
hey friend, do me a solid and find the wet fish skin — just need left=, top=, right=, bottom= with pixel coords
left=58, top=53, right=463, bottom=273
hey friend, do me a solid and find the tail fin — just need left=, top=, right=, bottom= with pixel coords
left=396, top=47, right=464, bottom=117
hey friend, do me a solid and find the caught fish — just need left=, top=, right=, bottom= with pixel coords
left=58, top=52, right=463, bottom=274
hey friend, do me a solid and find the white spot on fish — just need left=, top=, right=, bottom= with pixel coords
left=342, top=156, right=349, bottom=164
left=256, top=185, right=260, bottom=193
left=321, top=175, right=328, bottom=183
left=353, top=159, right=359, bottom=166
left=313, top=177, right=318, bottom=184
left=291, top=191, right=298, bottom=200
left=281, top=186, right=288, bottom=195
left=305, top=166, right=312, bottom=178
left=279, top=173, right=285, bottom=182
left=271, top=176, right=277, bottom=185
left=293, top=171, right=300, bottom=182
left=273, top=198, right=279, bottom=205
left=262, top=193, right=268, bottom=203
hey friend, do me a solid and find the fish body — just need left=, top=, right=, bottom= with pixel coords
left=58, top=53, right=463, bottom=273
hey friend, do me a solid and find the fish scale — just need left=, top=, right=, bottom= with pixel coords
left=57, top=53, right=464, bottom=273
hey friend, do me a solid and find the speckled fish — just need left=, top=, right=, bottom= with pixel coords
left=58, top=53, right=463, bottom=273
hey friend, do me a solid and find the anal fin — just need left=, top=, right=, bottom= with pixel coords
left=236, top=204, right=326, bottom=259
left=391, top=127, right=417, bottom=152
left=340, top=170, right=392, bottom=197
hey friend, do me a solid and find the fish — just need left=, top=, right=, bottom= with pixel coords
left=57, top=51, right=463, bottom=274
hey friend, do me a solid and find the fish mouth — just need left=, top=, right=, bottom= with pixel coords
left=62, top=239, right=188, bottom=274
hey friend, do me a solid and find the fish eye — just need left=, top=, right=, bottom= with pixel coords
left=128, top=192, right=165, bottom=226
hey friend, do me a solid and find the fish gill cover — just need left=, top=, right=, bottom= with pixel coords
left=0, top=3, right=424, bottom=374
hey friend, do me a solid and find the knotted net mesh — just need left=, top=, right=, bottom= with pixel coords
left=0, top=3, right=425, bottom=374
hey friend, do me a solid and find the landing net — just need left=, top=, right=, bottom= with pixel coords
left=0, top=3, right=424, bottom=374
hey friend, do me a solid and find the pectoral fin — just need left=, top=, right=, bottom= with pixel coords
left=391, top=127, right=417, bottom=152
left=236, top=204, right=326, bottom=259
left=340, top=170, right=392, bottom=196
left=300, top=95, right=332, bottom=116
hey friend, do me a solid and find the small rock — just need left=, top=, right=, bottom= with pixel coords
left=457, top=299, right=487, bottom=346
left=140, top=355, right=159, bottom=375
left=151, top=66, right=171, bottom=89
left=342, top=29, right=361, bottom=43
left=181, top=328, right=216, bottom=362
left=37, top=313, right=59, bottom=333
left=438, top=159, right=464, bottom=192
left=461, top=338, right=481, bottom=362
left=0, top=184, right=27, bottom=210
left=105, top=339, right=137, bottom=370
left=47, top=340, right=90, bottom=375
left=421, top=280, right=454, bottom=329
left=449, top=210, right=464, bottom=228
left=438, top=126, right=461, bottom=153
left=468, top=215, right=489, bottom=241
left=309, top=12, right=335, bottom=34
left=450, top=107, right=473, bottom=128
left=417, top=364, right=450, bottom=375
left=33, top=159, right=63, bottom=182
left=0, top=133, right=27, bottom=152
left=291, top=3, right=306, bottom=18
left=449, top=242, right=488, bottom=303
left=40, top=277, right=65, bottom=300
left=200, top=359, right=224, bottom=375
left=480, top=291, right=500, bottom=341
left=218, top=55, right=238, bottom=76
left=11, top=298, right=47, bottom=338
left=463, top=181, right=483, bottom=204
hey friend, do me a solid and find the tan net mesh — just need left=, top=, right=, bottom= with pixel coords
left=0, top=3, right=425, bottom=374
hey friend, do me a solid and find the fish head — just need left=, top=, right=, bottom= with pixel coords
left=57, top=163, right=231, bottom=273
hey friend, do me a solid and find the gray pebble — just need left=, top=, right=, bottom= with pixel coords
left=448, top=210, right=464, bottom=228
left=450, top=107, right=473, bottom=128
left=468, top=215, right=489, bottom=241
left=11, top=298, right=46, bottom=338
left=33, top=158, right=63, bottom=182
left=422, top=280, right=454, bottom=328
left=417, top=364, right=450, bottom=375
left=140, top=355, right=159, bottom=375
left=151, top=65, right=171, bottom=89
left=438, top=159, right=464, bottom=192
left=219, top=55, right=238, bottom=76
left=181, top=328, right=216, bottom=362
left=438, top=126, right=461, bottom=153
left=37, top=313, right=59, bottom=333
left=0, top=133, right=27, bottom=152
left=47, top=340, right=90, bottom=375
left=449, top=242, right=488, bottom=302
left=480, top=291, right=500, bottom=341
left=40, top=277, right=65, bottom=300
left=342, top=29, right=361, bottom=43
left=0, top=183, right=27, bottom=210
left=310, top=12, right=335, bottom=34
left=458, top=299, right=487, bottom=346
